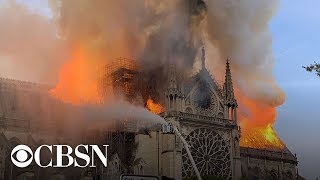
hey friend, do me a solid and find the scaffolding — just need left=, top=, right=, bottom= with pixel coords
left=104, top=57, right=138, bottom=76
left=99, top=57, right=139, bottom=98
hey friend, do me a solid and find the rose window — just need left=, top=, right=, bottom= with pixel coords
left=182, top=128, right=231, bottom=179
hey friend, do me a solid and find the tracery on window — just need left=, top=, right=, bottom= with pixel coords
left=182, top=128, right=231, bottom=179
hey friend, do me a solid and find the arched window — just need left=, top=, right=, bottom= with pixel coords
left=185, top=107, right=193, bottom=114
left=139, top=165, right=144, bottom=174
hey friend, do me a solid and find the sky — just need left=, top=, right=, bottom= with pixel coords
left=1, top=0, right=319, bottom=179
left=271, top=0, right=320, bottom=179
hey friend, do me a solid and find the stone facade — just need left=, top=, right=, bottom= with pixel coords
left=0, top=49, right=298, bottom=180
left=240, top=147, right=297, bottom=180
left=127, top=49, right=297, bottom=179
left=132, top=50, right=242, bottom=179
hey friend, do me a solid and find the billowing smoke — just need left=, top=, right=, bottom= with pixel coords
left=55, top=100, right=167, bottom=140
left=48, top=0, right=207, bottom=103
left=50, top=0, right=285, bottom=148
left=49, top=0, right=284, bottom=121
left=202, top=0, right=285, bottom=148
left=204, top=0, right=284, bottom=104
left=0, top=0, right=285, bottom=148
left=0, top=0, right=68, bottom=83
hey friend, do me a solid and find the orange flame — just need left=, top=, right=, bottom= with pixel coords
left=50, top=46, right=284, bottom=150
left=146, top=97, right=165, bottom=115
left=50, top=47, right=103, bottom=105
left=236, top=89, right=285, bottom=150
left=240, top=124, right=285, bottom=150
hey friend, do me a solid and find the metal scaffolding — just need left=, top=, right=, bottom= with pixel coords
left=99, top=57, right=139, bottom=98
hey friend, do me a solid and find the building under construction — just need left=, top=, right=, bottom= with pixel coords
left=100, top=57, right=139, bottom=100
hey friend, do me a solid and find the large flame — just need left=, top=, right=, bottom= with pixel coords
left=50, top=47, right=103, bottom=105
left=51, top=50, right=284, bottom=150
left=240, top=124, right=285, bottom=150
left=146, top=97, right=165, bottom=115
left=236, top=89, right=285, bottom=150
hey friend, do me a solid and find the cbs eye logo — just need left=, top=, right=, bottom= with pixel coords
left=11, top=145, right=33, bottom=168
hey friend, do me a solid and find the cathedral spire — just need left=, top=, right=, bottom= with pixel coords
left=165, top=64, right=183, bottom=111
left=168, top=64, right=177, bottom=90
left=201, top=46, right=206, bottom=70
left=224, top=58, right=237, bottom=107
left=224, top=58, right=237, bottom=121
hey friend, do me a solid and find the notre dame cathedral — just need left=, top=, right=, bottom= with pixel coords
left=0, top=48, right=298, bottom=180
left=133, top=48, right=298, bottom=180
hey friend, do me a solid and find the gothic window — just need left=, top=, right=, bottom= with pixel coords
left=185, top=107, right=193, bottom=114
left=139, top=165, right=144, bottom=174
left=194, top=82, right=213, bottom=109
left=192, top=85, right=218, bottom=116
left=182, top=128, right=231, bottom=179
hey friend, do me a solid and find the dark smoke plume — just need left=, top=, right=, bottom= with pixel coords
left=0, top=0, right=284, bottom=136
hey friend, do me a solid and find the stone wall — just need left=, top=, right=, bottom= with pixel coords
left=240, top=147, right=297, bottom=180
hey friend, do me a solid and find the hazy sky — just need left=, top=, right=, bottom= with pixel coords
left=1, top=0, right=319, bottom=179
left=271, top=0, right=320, bottom=179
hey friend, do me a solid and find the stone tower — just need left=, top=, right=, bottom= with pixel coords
left=223, top=59, right=238, bottom=121
left=161, top=48, right=241, bottom=179
left=165, top=64, right=184, bottom=112
left=223, top=59, right=242, bottom=179
left=161, top=64, right=184, bottom=179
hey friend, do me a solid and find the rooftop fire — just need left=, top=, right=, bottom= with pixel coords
left=50, top=55, right=286, bottom=151
left=50, top=47, right=103, bottom=105
left=0, top=0, right=303, bottom=179
left=47, top=0, right=287, bottom=152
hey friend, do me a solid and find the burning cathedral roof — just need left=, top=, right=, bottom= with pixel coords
left=0, top=53, right=290, bottom=153
left=179, top=50, right=287, bottom=152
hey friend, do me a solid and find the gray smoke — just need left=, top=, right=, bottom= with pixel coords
left=49, top=0, right=284, bottom=108
left=84, top=100, right=166, bottom=127
left=0, top=0, right=68, bottom=83
left=0, top=0, right=284, bottom=132
left=57, top=99, right=167, bottom=139
left=203, top=0, right=285, bottom=106
left=48, top=0, right=207, bottom=102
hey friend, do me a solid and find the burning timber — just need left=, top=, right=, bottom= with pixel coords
left=0, top=50, right=298, bottom=180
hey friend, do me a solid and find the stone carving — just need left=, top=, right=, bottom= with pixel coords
left=193, top=88, right=218, bottom=117
left=182, top=128, right=231, bottom=179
